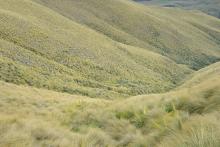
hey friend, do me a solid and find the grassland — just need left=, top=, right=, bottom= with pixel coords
left=0, top=0, right=220, bottom=146
left=34, top=0, right=220, bottom=69
left=0, top=0, right=220, bottom=99
left=0, top=62, right=219, bottom=147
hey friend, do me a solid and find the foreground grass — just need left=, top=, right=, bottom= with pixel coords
left=0, top=62, right=219, bottom=146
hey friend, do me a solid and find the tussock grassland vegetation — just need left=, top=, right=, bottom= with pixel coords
left=0, top=0, right=220, bottom=146
left=0, top=62, right=219, bottom=146
left=1, top=0, right=220, bottom=98
left=34, top=0, right=220, bottom=69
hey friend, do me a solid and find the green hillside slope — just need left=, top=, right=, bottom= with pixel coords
left=34, top=0, right=220, bottom=69
left=0, top=62, right=219, bottom=146
left=0, top=0, right=220, bottom=99
left=0, top=0, right=189, bottom=99
left=0, top=0, right=220, bottom=146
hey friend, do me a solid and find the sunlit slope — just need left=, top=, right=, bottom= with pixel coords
left=35, top=0, right=220, bottom=69
left=0, top=62, right=219, bottom=146
left=180, top=61, right=220, bottom=88
left=0, top=0, right=192, bottom=98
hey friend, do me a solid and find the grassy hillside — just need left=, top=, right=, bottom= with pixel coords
left=0, top=62, right=219, bottom=146
left=135, top=0, right=220, bottom=18
left=34, top=0, right=220, bottom=70
left=0, top=0, right=220, bottom=146
left=0, top=0, right=220, bottom=99
left=180, top=62, right=220, bottom=88
left=0, top=0, right=194, bottom=99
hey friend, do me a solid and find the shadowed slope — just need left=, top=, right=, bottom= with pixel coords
left=135, top=0, right=220, bottom=19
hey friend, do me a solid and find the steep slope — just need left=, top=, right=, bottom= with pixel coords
left=0, top=62, right=219, bottom=146
left=34, top=0, right=220, bottom=69
left=135, top=0, right=220, bottom=18
left=0, top=0, right=193, bottom=99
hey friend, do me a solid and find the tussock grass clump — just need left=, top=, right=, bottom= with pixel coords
left=159, top=114, right=220, bottom=147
